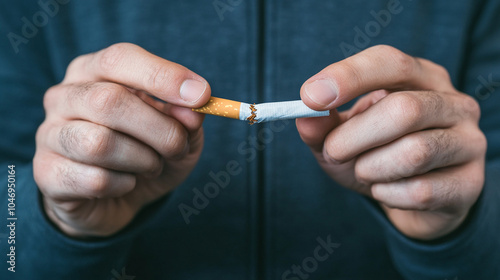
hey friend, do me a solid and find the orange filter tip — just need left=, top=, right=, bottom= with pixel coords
left=192, top=96, right=241, bottom=120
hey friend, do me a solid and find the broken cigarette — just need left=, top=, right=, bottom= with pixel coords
left=193, top=97, right=330, bottom=124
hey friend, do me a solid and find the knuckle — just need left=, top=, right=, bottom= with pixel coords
left=57, top=162, right=80, bottom=194
left=58, top=124, right=78, bottom=156
left=43, top=86, right=61, bottom=111
left=371, top=44, right=398, bottom=54
left=98, top=43, right=132, bottom=74
left=334, top=63, right=363, bottom=91
left=64, top=55, right=88, bottom=80
left=74, top=82, right=94, bottom=99
left=88, top=83, right=127, bottom=116
left=387, top=92, right=424, bottom=129
left=478, top=132, right=488, bottom=155
left=146, top=64, right=180, bottom=93
left=410, top=179, right=435, bottom=210
left=58, top=123, right=113, bottom=160
left=84, top=168, right=111, bottom=198
left=472, top=128, right=488, bottom=156
left=406, top=135, right=435, bottom=169
left=394, top=54, right=415, bottom=80
left=33, top=152, right=51, bottom=192
left=375, top=45, right=415, bottom=79
left=433, top=64, right=451, bottom=82
left=35, top=121, right=49, bottom=144
left=461, top=94, right=481, bottom=121
left=55, top=159, right=111, bottom=199
left=78, top=125, right=113, bottom=160
left=161, top=122, right=188, bottom=157
left=470, top=164, right=486, bottom=192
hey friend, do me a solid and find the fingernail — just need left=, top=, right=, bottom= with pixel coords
left=180, top=79, right=206, bottom=104
left=304, top=79, right=338, bottom=107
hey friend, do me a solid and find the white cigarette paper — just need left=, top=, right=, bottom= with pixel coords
left=193, top=97, right=330, bottom=124
left=239, top=100, right=329, bottom=123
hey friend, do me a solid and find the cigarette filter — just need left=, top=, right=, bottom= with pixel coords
left=193, top=97, right=330, bottom=124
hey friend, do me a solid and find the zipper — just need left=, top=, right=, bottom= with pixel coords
left=255, top=0, right=267, bottom=278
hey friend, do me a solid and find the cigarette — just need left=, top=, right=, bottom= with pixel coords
left=193, top=97, right=330, bottom=124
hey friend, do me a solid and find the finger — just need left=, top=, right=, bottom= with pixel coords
left=136, top=91, right=205, bottom=134
left=62, top=43, right=211, bottom=107
left=355, top=124, right=487, bottom=183
left=323, top=90, right=474, bottom=162
left=45, top=82, right=190, bottom=159
left=34, top=151, right=136, bottom=200
left=370, top=161, right=484, bottom=212
left=296, top=111, right=340, bottom=154
left=134, top=91, right=205, bottom=134
left=301, top=45, right=455, bottom=111
left=40, top=120, right=162, bottom=174
left=343, top=89, right=389, bottom=120
left=297, top=91, right=384, bottom=156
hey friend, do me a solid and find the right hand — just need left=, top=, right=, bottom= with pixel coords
left=34, top=43, right=211, bottom=238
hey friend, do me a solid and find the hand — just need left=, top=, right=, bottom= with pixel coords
left=34, top=43, right=211, bottom=237
left=297, top=45, right=487, bottom=240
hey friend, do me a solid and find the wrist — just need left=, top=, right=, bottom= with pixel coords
left=42, top=197, right=96, bottom=239
left=382, top=205, right=470, bottom=240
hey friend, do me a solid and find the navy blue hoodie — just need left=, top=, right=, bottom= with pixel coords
left=1, top=0, right=499, bottom=279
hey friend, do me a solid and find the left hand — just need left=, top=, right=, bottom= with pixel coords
left=297, top=45, right=487, bottom=240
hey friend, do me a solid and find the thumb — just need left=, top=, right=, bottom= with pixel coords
left=297, top=74, right=342, bottom=154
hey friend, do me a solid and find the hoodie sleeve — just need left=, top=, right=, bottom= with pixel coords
left=363, top=0, right=500, bottom=278
left=0, top=2, right=150, bottom=279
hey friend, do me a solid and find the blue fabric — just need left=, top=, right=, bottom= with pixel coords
left=0, top=0, right=499, bottom=279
